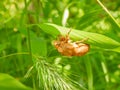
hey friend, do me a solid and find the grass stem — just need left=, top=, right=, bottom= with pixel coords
left=97, top=0, right=120, bottom=28
left=84, top=56, right=93, bottom=90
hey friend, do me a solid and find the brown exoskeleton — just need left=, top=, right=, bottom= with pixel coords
left=53, top=30, right=90, bottom=56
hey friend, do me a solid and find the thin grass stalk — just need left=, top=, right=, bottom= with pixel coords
left=91, top=58, right=105, bottom=84
left=26, top=27, right=33, bottom=62
left=97, top=0, right=120, bottom=28
left=32, top=76, right=37, bottom=90
left=23, top=0, right=33, bottom=63
left=84, top=55, right=93, bottom=90
left=99, top=52, right=109, bottom=83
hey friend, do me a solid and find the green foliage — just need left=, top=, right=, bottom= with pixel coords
left=30, top=35, right=47, bottom=56
left=0, top=73, right=32, bottom=90
left=34, top=57, right=83, bottom=90
left=0, top=0, right=120, bottom=90
left=39, top=23, right=120, bottom=51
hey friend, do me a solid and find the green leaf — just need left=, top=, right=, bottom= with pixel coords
left=62, top=7, right=69, bottom=26
left=0, top=73, right=32, bottom=90
left=38, top=24, right=60, bottom=38
left=31, top=37, right=47, bottom=56
left=39, top=23, right=120, bottom=51
left=0, top=44, right=6, bottom=52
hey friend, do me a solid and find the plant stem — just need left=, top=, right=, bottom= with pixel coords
left=84, top=56, right=93, bottom=90
left=99, top=52, right=109, bottom=83
left=97, top=0, right=120, bottom=28
left=24, top=0, right=33, bottom=62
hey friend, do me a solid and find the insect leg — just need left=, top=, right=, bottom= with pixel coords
left=75, top=38, right=89, bottom=44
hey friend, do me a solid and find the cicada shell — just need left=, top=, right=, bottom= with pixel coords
left=53, top=30, right=90, bottom=56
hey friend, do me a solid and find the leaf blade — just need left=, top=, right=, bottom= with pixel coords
left=39, top=23, right=120, bottom=50
left=0, top=73, right=32, bottom=90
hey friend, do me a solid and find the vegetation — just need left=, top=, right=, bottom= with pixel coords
left=0, top=0, right=120, bottom=90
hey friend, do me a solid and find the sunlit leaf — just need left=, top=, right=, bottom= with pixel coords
left=62, top=8, right=69, bottom=26
left=0, top=73, right=32, bottom=90
left=39, top=23, right=120, bottom=50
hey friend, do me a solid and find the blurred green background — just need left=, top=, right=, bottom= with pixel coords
left=0, top=0, right=120, bottom=90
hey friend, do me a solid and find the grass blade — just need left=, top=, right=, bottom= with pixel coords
left=39, top=23, right=120, bottom=50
